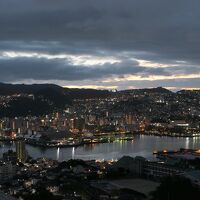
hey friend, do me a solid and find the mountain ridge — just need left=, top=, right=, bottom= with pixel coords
left=0, top=83, right=190, bottom=117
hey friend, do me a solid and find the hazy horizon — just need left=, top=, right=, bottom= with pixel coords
left=1, top=81, right=200, bottom=92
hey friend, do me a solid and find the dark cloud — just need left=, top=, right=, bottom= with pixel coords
left=0, top=57, right=131, bottom=81
left=0, top=0, right=200, bottom=89
left=0, top=56, right=169, bottom=82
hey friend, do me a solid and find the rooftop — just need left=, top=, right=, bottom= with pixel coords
left=0, top=192, right=17, bottom=200
left=109, top=178, right=159, bottom=196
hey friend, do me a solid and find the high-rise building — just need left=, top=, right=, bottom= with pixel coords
left=125, top=113, right=134, bottom=125
left=15, top=140, right=27, bottom=163
left=3, top=150, right=17, bottom=162
left=0, top=161, right=16, bottom=183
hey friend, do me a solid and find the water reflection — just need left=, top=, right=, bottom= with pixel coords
left=72, top=147, right=75, bottom=160
left=56, top=147, right=60, bottom=160
left=83, top=143, right=98, bottom=151
left=185, top=137, right=189, bottom=149
left=191, top=137, right=200, bottom=149
left=1, top=135, right=200, bottom=161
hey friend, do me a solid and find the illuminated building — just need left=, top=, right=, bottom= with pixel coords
left=15, top=140, right=27, bottom=163
left=125, top=113, right=134, bottom=125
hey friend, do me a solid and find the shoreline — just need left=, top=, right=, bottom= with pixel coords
left=138, top=131, right=200, bottom=138
left=1, top=132, right=200, bottom=149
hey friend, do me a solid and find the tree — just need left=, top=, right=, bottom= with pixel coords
left=150, top=176, right=200, bottom=200
left=26, top=187, right=61, bottom=200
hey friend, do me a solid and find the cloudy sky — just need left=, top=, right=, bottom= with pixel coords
left=0, top=0, right=200, bottom=90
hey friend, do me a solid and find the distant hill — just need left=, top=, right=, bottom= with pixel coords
left=177, top=89, right=200, bottom=94
left=120, top=87, right=172, bottom=94
left=139, top=87, right=173, bottom=94
left=0, top=84, right=176, bottom=117
left=0, top=82, right=111, bottom=98
left=0, top=83, right=63, bottom=95
left=0, top=83, right=111, bottom=117
left=67, top=88, right=111, bottom=99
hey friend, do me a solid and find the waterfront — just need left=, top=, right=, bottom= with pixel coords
left=1, top=135, right=200, bottom=161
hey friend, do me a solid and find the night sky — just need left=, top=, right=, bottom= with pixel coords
left=0, top=0, right=200, bottom=90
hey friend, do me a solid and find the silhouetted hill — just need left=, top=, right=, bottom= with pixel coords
left=0, top=84, right=176, bottom=117
left=0, top=97, right=52, bottom=117
left=0, top=82, right=63, bottom=95
left=0, top=83, right=111, bottom=98
left=67, top=88, right=111, bottom=99
left=0, top=83, right=111, bottom=117
left=122, top=87, right=172, bottom=94
left=140, top=87, right=172, bottom=94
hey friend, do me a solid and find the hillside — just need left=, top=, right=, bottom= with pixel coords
left=0, top=83, right=111, bottom=117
